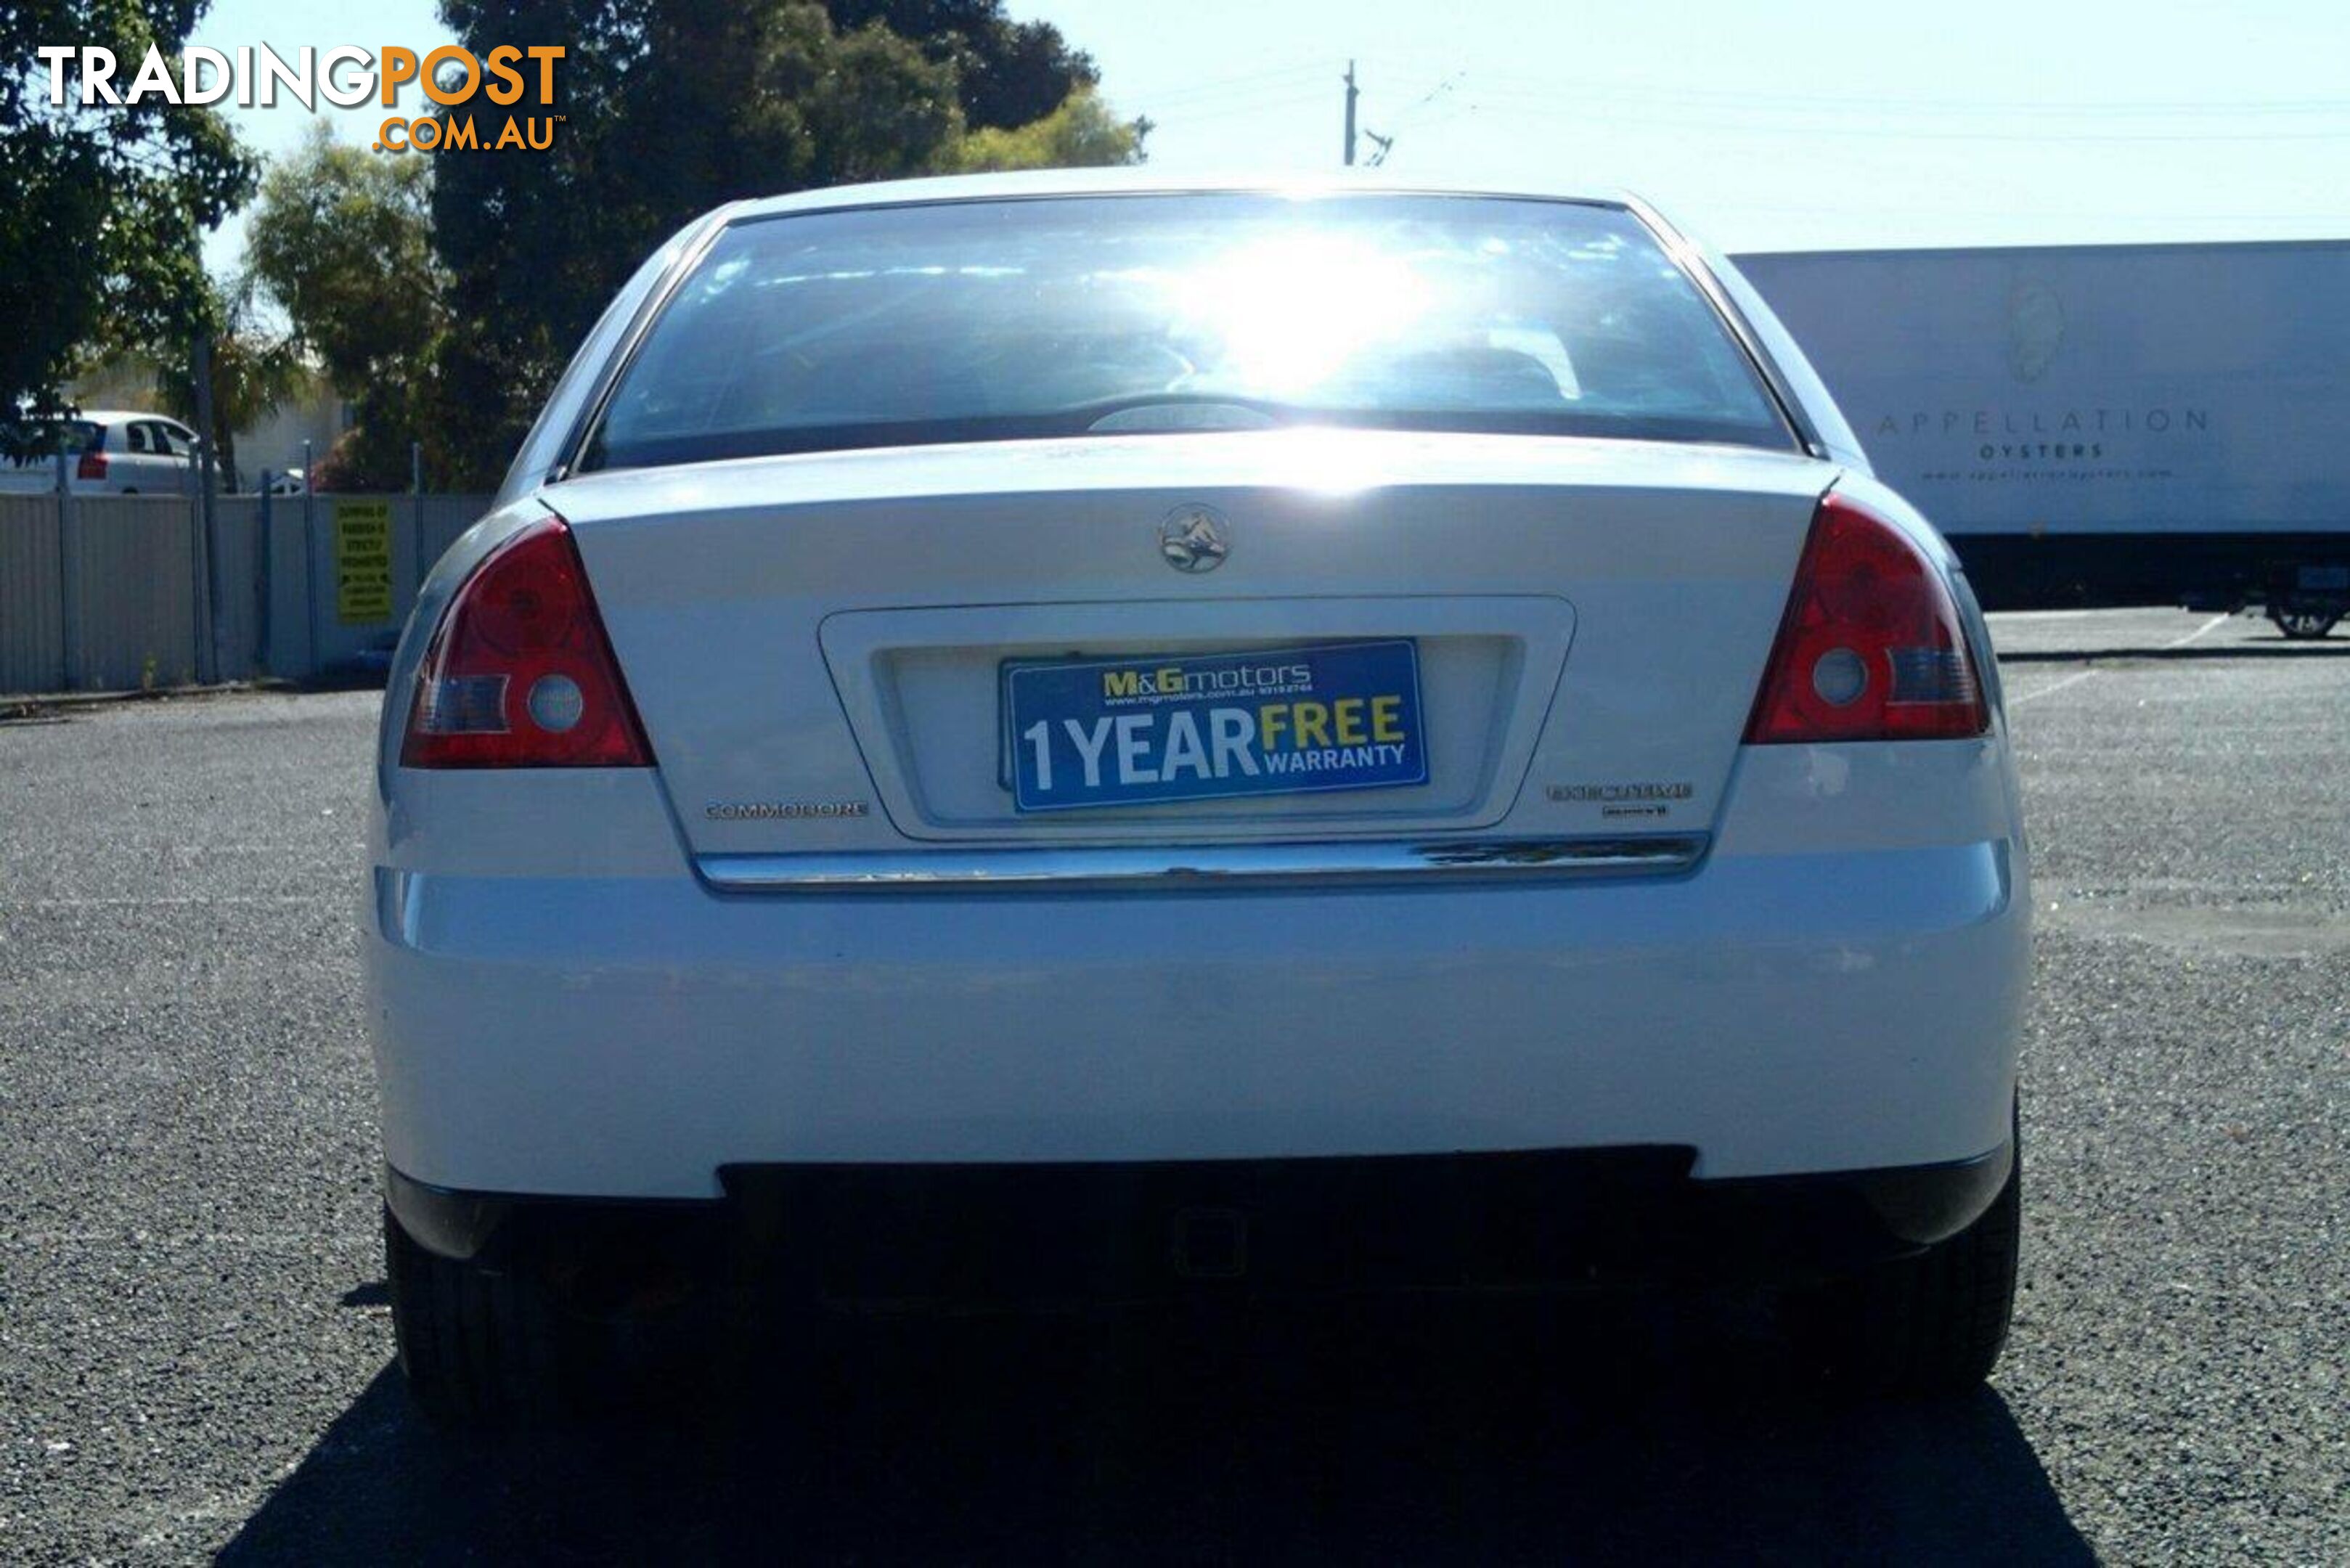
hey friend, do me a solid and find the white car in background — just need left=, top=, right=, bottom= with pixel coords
left=367, top=172, right=2031, bottom=1424
left=0, top=411, right=203, bottom=495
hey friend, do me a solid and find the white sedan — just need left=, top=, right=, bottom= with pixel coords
left=367, top=172, right=2029, bottom=1424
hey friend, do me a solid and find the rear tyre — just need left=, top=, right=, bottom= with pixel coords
left=384, top=1205, right=566, bottom=1427
left=1786, top=1129, right=2022, bottom=1398
left=2271, top=606, right=2341, bottom=640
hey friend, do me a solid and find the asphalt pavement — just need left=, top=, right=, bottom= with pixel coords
left=1, top=607, right=2343, bottom=1564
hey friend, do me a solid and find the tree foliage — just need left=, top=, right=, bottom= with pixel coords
left=245, top=123, right=452, bottom=488
left=947, top=86, right=1149, bottom=173
left=429, top=0, right=1146, bottom=486
left=825, top=0, right=1097, bottom=129
left=0, top=1, right=256, bottom=419
left=113, top=275, right=307, bottom=489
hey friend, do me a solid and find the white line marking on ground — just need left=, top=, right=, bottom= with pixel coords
left=2009, top=612, right=2230, bottom=707
left=1, top=1232, right=349, bottom=1247
left=2010, top=668, right=2102, bottom=707
left=1989, top=609, right=2135, bottom=621
left=2164, top=612, right=2234, bottom=650
left=9, top=895, right=340, bottom=907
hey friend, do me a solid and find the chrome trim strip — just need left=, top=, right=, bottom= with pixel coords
left=696, top=835, right=1708, bottom=893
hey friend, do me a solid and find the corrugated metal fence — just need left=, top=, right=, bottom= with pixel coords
left=0, top=489, right=490, bottom=695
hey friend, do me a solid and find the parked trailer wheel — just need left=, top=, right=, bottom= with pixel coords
left=2271, top=607, right=2341, bottom=640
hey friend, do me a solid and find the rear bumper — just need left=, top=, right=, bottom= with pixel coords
left=367, top=827, right=2026, bottom=1198
left=387, top=1137, right=2015, bottom=1300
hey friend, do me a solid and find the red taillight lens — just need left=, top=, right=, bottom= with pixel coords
left=400, top=514, right=653, bottom=768
left=1744, top=491, right=1988, bottom=744
left=76, top=451, right=107, bottom=481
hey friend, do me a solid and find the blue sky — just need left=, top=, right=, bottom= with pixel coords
left=193, top=0, right=2350, bottom=274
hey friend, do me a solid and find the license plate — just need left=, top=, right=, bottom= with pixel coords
left=1005, top=640, right=1428, bottom=813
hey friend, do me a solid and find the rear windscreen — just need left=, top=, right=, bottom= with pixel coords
left=583, top=193, right=1793, bottom=470
left=2, top=420, right=101, bottom=464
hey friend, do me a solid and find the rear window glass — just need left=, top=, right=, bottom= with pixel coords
left=2, top=420, right=101, bottom=464
left=583, top=193, right=1792, bottom=471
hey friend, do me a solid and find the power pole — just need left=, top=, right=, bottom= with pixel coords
left=1343, top=60, right=1358, bottom=166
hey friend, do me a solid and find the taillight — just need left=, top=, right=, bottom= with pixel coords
left=76, top=451, right=107, bottom=481
left=1745, top=491, right=1988, bottom=744
left=400, top=513, right=653, bottom=768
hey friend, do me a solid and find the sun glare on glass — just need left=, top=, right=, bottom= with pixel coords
left=1165, top=232, right=1434, bottom=399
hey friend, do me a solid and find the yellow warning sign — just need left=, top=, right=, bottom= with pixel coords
left=335, top=501, right=394, bottom=625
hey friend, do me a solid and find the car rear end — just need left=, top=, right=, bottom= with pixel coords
left=365, top=180, right=2028, bottom=1420
left=0, top=418, right=107, bottom=493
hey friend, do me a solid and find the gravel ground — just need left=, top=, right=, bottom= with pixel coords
left=0, top=608, right=2342, bottom=1564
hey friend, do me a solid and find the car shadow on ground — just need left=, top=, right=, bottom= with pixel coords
left=218, top=1294, right=2092, bottom=1565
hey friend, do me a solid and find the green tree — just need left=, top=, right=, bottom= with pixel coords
left=109, top=275, right=306, bottom=489
left=430, top=0, right=1145, bottom=488
left=245, top=123, right=452, bottom=489
left=826, top=0, right=1098, bottom=129
left=947, top=86, right=1149, bottom=173
left=0, top=2, right=256, bottom=419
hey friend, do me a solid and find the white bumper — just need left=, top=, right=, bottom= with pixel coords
left=366, top=743, right=2028, bottom=1199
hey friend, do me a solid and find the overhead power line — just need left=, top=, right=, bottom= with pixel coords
left=1136, top=61, right=1331, bottom=110
left=1172, top=89, right=1333, bottom=125
left=1471, top=95, right=2350, bottom=143
left=1345, top=57, right=2350, bottom=119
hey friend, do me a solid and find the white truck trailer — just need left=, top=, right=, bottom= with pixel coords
left=1737, top=240, right=2350, bottom=637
